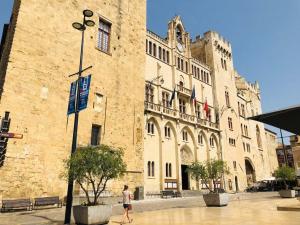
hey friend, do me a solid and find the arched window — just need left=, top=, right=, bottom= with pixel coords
left=153, top=43, right=156, bottom=57
left=158, top=46, right=162, bottom=59
left=169, top=163, right=172, bottom=177
left=166, top=51, right=169, bottom=64
left=165, top=163, right=169, bottom=177
left=151, top=161, right=155, bottom=176
left=198, top=133, right=203, bottom=145
left=149, top=41, right=152, bottom=55
left=256, top=125, right=262, bottom=148
left=210, top=136, right=215, bottom=147
left=176, top=25, right=183, bottom=43
left=163, top=49, right=166, bottom=61
left=147, top=122, right=155, bottom=134
left=147, top=161, right=151, bottom=177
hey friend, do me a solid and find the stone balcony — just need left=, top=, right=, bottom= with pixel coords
left=145, top=101, right=219, bottom=130
left=176, top=84, right=191, bottom=96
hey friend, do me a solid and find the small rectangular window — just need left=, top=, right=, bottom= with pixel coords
left=98, top=19, right=111, bottom=53
left=91, top=124, right=101, bottom=146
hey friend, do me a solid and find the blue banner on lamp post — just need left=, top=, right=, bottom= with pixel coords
left=78, top=74, right=91, bottom=111
left=67, top=80, right=77, bottom=115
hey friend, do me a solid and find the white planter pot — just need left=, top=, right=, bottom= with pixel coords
left=73, top=204, right=112, bottom=225
left=203, top=193, right=229, bottom=207
left=279, top=190, right=296, bottom=198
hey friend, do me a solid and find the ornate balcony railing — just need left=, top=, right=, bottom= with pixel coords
left=145, top=101, right=219, bottom=130
left=144, top=101, right=161, bottom=113
left=176, top=84, right=191, bottom=96
left=197, top=118, right=219, bottom=129
left=162, top=106, right=177, bottom=117
left=179, top=113, right=196, bottom=123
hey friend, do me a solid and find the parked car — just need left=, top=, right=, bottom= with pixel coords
left=246, top=179, right=297, bottom=192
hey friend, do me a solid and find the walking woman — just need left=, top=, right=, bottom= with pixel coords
left=122, top=185, right=133, bottom=224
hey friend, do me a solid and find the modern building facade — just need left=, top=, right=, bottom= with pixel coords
left=0, top=1, right=278, bottom=200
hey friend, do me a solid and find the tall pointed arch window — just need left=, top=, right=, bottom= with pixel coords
left=256, top=125, right=262, bottom=148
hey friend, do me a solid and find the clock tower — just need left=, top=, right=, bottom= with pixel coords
left=167, top=16, right=191, bottom=58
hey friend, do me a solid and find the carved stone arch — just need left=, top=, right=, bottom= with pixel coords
left=209, top=133, right=219, bottom=148
left=180, top=126, right=196, bottom=148
left=245, top=157, right=256, bottom=186
left=208, top=132, right=220, bottom=160
left=146, top=116, right=161, bottom=137
left=163, top=121, right=178, bottom=143
left=198, top=130, right=208, bottom=146
left=180, top=145, right=194, bottom=165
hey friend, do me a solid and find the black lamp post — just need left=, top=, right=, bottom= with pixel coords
left=64, top=9, right=95, bottom=225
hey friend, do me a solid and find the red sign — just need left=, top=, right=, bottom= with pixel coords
left=0, top=133, right=23, bottom=139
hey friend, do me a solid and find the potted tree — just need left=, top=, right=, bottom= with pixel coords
left=274, top=165, right=296, bottom=198
left=187, top=159, right=230, bottom=207
left=63, top=145, right=126, bottom=225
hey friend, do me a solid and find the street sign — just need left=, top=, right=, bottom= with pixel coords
left=0, top=133, right=23, bottom=139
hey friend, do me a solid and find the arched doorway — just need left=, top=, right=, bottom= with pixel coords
left=235, top=176, right=239, bottom=192
left=180, top=147, right=193, bottom=190
left=245, top=158, right=256, bottom=186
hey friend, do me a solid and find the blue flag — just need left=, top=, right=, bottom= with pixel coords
left=67, top=80, right=77, bottom=115
left=78, top=74, right=92, bottom=111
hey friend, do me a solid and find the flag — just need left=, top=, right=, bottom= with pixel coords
left=169, top=88, right=176, bottom=106
left=204, top=99, right=209, bottom=117
left=190, top=86, right=196, bottom=106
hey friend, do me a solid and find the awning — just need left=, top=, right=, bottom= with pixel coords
left=248, top=104, right=300, bottom=135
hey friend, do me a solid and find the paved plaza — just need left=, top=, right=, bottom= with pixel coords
left=0, top=192, right=299, bottom=225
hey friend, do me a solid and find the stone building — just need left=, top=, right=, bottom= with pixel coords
left=290, top=136, right=300, bottom=179
left=0, top=0, right=146, bottom=199
left=0, top=1, right=279, bottom=200
left=144, top=16, right=278, bottom=194
left=264, top=128, right=279, bottom=176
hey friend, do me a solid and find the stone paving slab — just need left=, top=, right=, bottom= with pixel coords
left=0, top=192, right=286, bottom=225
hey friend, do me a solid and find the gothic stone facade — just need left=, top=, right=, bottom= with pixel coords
left=144, top=16, right=278, bottom=194
left=0, top=2, right=279, bottom=200
left=0, top=0, right=146, bottom=199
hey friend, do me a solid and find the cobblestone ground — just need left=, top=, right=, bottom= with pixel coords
left=0, top=192, right=299, bottom=225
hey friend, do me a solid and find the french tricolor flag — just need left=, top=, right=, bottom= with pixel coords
left=191, top=86, right=196, bottom=106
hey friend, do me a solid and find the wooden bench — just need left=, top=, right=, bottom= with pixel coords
left=161, top=190, right=176, bottom=198
left=146, top=192, right=161, bottom=198
left=1, top=198, right=33, bottom=212
left=34, top=196, right=62, bottom=209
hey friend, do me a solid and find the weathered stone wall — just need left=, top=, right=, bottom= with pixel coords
left=0, top=0, right=146, bottom=199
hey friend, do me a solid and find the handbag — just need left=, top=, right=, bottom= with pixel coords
left=128, top=204, right=132, bottom=210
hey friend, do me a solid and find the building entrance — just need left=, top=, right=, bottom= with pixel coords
left=235, top=176, right=239, bottom=192
left=245, top=159, right=256, bottom=186
left=181, top=165, right=189, bottom=190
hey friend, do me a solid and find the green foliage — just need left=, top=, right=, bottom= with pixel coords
left=274, top=166, right=296, bottom=190
left=187, top=159, right=230, bottom=193
left=62, top=145, right=126, bottom=205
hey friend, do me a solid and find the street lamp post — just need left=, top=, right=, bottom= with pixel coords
left=64, top=10, right=95, bottom=225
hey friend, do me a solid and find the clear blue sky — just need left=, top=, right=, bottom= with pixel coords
left=0, top=0, right=298, bottom=142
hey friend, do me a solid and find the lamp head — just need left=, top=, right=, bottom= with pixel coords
left=72, top=22, right=85, bottom=31
left=83, top=9, right=93, bottom=17
left=85, top=20, right=95, bottom=27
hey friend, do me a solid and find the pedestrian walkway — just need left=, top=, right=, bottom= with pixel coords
left=0, top=192, right=299, bottom=225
